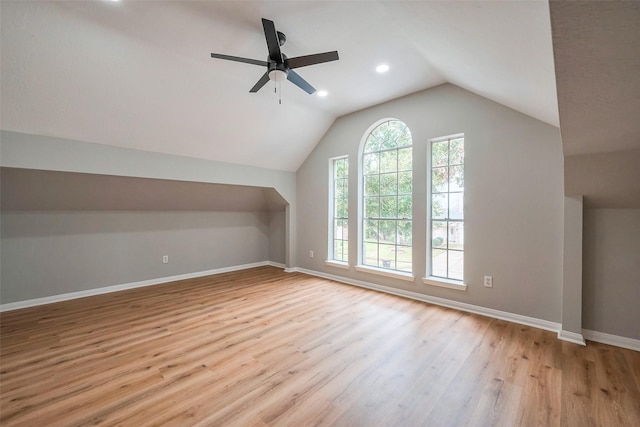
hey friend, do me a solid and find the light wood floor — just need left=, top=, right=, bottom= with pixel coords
left=1, top=266, right=639, bottom=426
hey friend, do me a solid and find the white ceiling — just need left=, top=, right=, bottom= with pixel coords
left=1, top=1, right=558, bottom=172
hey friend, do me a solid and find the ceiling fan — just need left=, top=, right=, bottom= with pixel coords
left=210, top=18, right=339, bottom=95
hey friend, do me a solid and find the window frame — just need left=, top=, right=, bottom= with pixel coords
left=424, top=134, right=467, bottom=291
left=356, top=119, right=414, bottom=281
left=326, top=155, right=350, bottom=268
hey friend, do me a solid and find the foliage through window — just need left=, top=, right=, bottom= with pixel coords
left=330, top=157, right=349, bottom=262
left=362, top=120, right=412, bottom=273
left=430, top=136, right=464, bottom=281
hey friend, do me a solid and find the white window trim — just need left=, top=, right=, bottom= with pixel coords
left=328, top=155, right=349, bottom=264
left=358, top=118, right=414, bottom=275
left=426, top=133, right=465, bottom=282
left=356, top=265, right=414, bottom=282
left=423, top=276, right=467, bottom=291
left=325, top=260, right=350, bottom=269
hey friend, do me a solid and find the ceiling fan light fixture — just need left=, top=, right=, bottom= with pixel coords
left=317, top=90, right=328, bottom=97
left=376, top=64, right=389, bottom=73
left=268, top=69, right=287, bottom=83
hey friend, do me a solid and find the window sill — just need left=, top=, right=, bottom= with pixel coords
left=325, top=260, right=349, bottom=270
left=355, top=265, right=414, bottom=282
left=422, top=276, right=467, bottom=291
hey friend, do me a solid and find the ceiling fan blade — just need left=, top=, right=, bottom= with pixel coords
left=250, top=72, right=270, bottom=93
left=211, top=53, right=268, bottom=67
left=287, top=51, right=339, bottom=69
left=262, top=18, right=283, bottom=62
left=287, top=70, right=316, bottom=94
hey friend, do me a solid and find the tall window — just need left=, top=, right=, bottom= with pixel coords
left=330, top=157, right=349, bottom=263
left=362, top=120, right=413, bottom=273
left=430, top=136, right=464, bottom=281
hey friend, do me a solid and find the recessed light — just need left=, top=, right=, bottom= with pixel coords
left=376, top=64, right=389, bottom=73
left=317, top=90, right=328, bottom=97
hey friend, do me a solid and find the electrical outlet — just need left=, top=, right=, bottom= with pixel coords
left=163, top=255, right=169, bottom=264
left=484, top=276, right=493, bottom=288
left=309, top=250, right=314, bottom=258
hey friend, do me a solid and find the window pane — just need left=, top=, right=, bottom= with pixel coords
left=432, top=194, right=448, bottom=219
left=363, top=153, right=379, bottom=175
left=398, top=196, right=412, bottom=219
left=364, top=175, right=379, bottom=196
left=336, top=158, right=348, bottom=178
left=432, top=167, right=448, bottom=193
left=398, top=171, right=412, bottom=195
left=380, top=196, right=397, bottom=218
left=448, top=250, right=464, bottom=280
left=450, top=138, right=464, bottom=165
left=449, top=192, right=463, bottom=220
left=341, top=220, right=349, bottom=240
left=334, top=219, right=342, bottom=240
left=365, top=134, right=381, bottom=153
left=334, top=240, right=344, bottom=261
left=397, top=220, right=412, bottom=245
left=397, top=126, right=412, bottom=148
left=379, top=173, right=397, bottom=195
left=342, top=241, right=349, bottom=262
left=334, top=179, right=345, bottom=199
left=397, top=246, right=412, bottom=271
left=398, top=148, right=412, bottom=171
left=365, top=197, right=379, bottom=218
left=364, top=220, right=378, bottom=242
left=448, top=221, right=463, bottom=250
left=432, top=248, right=447, bottom=277
left=364, top=242, right=378, bottom=266
left=379, top=244, right=396, bottom=269
left=379, top=220, right=396, bottom=244
left=449, top=165, right=464, bottom=192
left=432, top=221, right=447, bottom=249
left=380, top=150, right=398, bottom=173
left=380, top=128, right=397, bottom=150
left=432, top=141, right=448, bottom=167
left=336, top=198, right=348, bottom=218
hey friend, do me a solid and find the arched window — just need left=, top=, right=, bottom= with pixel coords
left=361, top=120, right=413, bottom=273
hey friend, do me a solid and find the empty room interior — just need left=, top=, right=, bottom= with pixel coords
left=1, top=1, right=639, bottom=426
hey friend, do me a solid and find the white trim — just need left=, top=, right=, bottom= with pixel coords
left=355, top=265, right=414, bottom=282
left=557, top=330, right=586, bottom=346
left=266, top=261, right=286, bottom=269
left=583, top=329, right=640, bottom=352
left=0, top=261, right=280, bottom=312
left=423, top=276, right=467, bottom=291
left=325, top=260, right=350, bottom=269
left=295, top=267, right=560, bottom=333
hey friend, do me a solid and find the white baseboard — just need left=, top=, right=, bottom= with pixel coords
left=292, top=267, right=561, bottom=334
left=583, top=329, right=640, bottom=352
left=0, top=261, right=282, bottom=312
left=557, top=330, right=586, bottom=346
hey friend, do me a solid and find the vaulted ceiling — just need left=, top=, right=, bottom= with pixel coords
left=1, top=0, right=558, bottom=172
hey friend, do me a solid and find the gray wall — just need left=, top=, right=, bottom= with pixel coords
left=0, top=211, right=272, bottom=304
left=269, top=210, right=286, bottom=265
left=583, top=208, right=640, bottom=339
left=296, top=84, right=565, bottom=322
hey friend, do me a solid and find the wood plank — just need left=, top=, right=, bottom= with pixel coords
left=1, top=266, right=639, bottom=426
